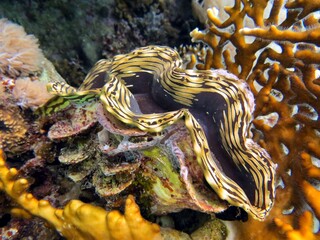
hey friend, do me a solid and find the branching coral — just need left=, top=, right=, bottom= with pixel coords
left=274, top=211, right=319, bottom=240
left=0, top=18, right=44, bottom=77
left=299, top=152, right=320, bottom=220
left=0, top=149, right=162, bottom=240
left=190, top=0, right=320, bottom=239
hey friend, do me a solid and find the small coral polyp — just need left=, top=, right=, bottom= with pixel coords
left=39, top=45, right=276, bottom=220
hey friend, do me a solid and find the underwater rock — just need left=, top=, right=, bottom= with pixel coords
left=190, top=218, right=228, bottom=240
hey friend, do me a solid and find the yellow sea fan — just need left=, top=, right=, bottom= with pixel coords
left=0, top=149, right=162, bottom=240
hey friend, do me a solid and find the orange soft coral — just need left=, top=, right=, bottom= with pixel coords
left=300, top=152, right=320, bottom=220
left=274, top=211, right=319, bottom=240
left=0, top=149, right=161, bottom=240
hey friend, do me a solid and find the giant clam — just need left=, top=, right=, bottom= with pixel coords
left=39, top=46, right=276, bottom=220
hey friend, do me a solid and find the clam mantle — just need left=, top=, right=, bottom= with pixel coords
left=39, top=45, right=276, bottom=220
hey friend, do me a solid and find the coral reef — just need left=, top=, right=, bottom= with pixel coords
left=0, top=65, right=62, bottom=156
left=0, top=20, right=68, bottom=157
left=112, top=0, right=195, bottom=47
left=190, top=0, right=320, bottom=239
left=0, top=14, right=230, bottom=239
left=0, top=149, right=161, bottom=240
left=0, top=149, right=229, bottom=240
left=2, top=0, right=320, bottom=239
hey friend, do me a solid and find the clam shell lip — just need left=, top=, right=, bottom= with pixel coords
left=92, top=169, right=135, bottom=197
left=98, top=161, right=141, bottom=176
left=48, top=107, right=97, bottom=140
left=59, top=146, right=91, bottom=164
left=96, top=103, right=147, bottom=136
left=48, top=120, right=96, bottom=140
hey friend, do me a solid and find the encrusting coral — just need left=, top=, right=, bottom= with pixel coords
left=0, top=103, right=28, bottom=153
left=0, top=149, right=162, bottom=240
left=190, top=0, right=320, bottom=239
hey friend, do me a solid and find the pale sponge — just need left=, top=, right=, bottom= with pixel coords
left=0, top=18, right=44, bottom=77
